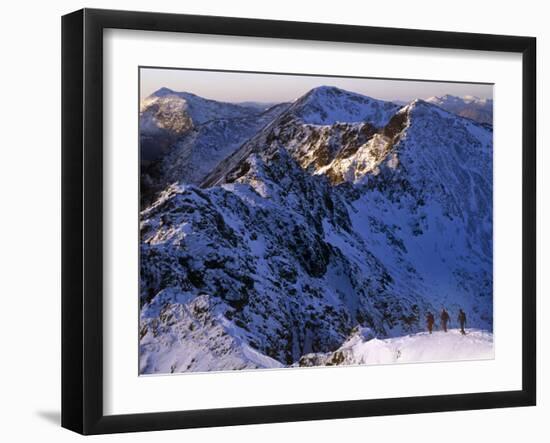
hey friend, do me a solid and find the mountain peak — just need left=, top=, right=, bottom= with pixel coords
left=149, top=88, right=204, bottom=102
left=302, top=85, right=379, bottom=104
left=307, top=85, right=357, bottom=96
left=151, top=86, right=176, bottom=97
left=290, top=86, right=400, bottom=126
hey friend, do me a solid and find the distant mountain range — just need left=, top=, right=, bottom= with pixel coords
left=139, top=86, right=493, bottom=374
left=426, top=94, right=493, bottom=125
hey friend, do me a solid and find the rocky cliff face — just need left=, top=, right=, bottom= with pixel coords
left=139, top=86, right=493, bottom=374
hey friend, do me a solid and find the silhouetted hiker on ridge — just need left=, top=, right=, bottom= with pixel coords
left=426, top=311, right=435, bottom=334
left=458, top=308, right=467, bottom=335
left=440, top=308, right=450, bottom=332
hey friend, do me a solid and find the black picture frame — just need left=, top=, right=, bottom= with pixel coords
left=62, top=8, right=536, bottom=435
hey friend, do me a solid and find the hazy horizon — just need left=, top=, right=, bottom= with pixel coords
left=140, top=67, right=493, bottom=104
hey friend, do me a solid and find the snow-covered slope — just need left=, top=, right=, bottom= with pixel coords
left=297, top=327, right=493, bottom=367
left=140, top=291, right=283, bottom=373
left=139, top=87, right=493, bottom=374
left=426, top=94, right=493, bottom=124
left=347, top=100, right=493, bottom=328
left=158, top=103, right=290, bottom=188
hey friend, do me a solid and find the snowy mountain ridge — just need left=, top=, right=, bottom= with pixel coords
left=140, top=88, right=290, bottom=205
left=139, top=86, right=493, bottom=374
left=200, top=86, right=402, bottom=188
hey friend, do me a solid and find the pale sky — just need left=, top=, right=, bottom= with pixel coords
left=140, top=67, right=493, bottom=104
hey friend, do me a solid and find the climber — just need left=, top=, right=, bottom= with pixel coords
left=458, top=308, right=467, bottom=335
left=426, top=311, right=435, bottom=334
left=440, top=308, right=450, bottom=332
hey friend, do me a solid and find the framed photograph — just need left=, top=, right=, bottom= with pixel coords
left=62, top=8, right=536, bottom=435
